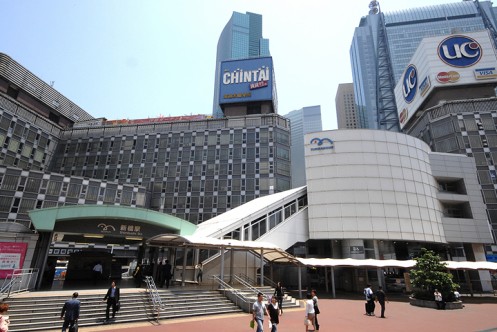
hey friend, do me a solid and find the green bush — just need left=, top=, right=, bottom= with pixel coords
left=410, top=248, right=458, bottom=301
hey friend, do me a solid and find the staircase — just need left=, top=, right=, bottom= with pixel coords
left=239, top=285, right=301, bottom=311
left=5, top=289, right=242, bottom=332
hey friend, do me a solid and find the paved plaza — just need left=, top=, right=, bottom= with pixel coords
left=49, top=295, right=497, bottom=332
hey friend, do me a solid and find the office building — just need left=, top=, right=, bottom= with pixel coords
left=335, top=83, right=360, bottom=129
left=350, top=0, right=497, bottom=131
left=395, top=30, right=497, bottom=248
left=283, top=106, right=322, bottom=188
left=212, top=11, right=271, bottom=118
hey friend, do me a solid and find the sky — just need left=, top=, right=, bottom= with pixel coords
left=2, top=0, right=459, bottom=130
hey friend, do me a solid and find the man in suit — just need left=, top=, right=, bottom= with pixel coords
left=161, top=260, right=172, bottom=288
left=103, top=280, right=120, bottom=321
left=61, top=292, right=80, bottom=332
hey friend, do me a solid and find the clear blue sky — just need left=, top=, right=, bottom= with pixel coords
left=2, top=0, right=456, bottom=130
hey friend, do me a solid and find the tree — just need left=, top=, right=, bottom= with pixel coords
left=410, top=248, right=459, bottom=301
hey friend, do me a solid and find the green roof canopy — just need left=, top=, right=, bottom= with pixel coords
left=28, top=205, right=197, bottom=236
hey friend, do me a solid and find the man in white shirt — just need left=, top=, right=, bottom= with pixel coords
left=252, top=292, right=269, bottom=332
left=364, top=284, right=375, bottom=316
left=93, top=262, right=103, bottom=285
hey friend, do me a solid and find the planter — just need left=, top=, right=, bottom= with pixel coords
left=409, top=297, right=463, bottom=310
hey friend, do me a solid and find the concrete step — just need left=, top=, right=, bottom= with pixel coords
left=6, top=289, right=243, bottom=332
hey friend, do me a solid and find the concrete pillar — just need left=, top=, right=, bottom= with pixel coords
left=298, top=265, right=302, bottom=299
left=472, top=243, right=493, bottom=292
left=220, top=246, right=225, bottom=286
left=260, top=248, right=264, bottom=286
left=331, top=267, right=336, bottom=298
left=181, top=247, right=187, bottom=287
left=374, top=240, right=384, bottom=288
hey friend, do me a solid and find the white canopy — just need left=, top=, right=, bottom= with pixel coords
left=297, top=257, right=497, bottom=270
left=147, top=234, right=299, bottom=263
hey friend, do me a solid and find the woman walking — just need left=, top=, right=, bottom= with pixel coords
left=305, top=293, right=316, bottom=332
left=0, top=303, right=10, bottom=332
left=267, top=296, right=280, bottom=332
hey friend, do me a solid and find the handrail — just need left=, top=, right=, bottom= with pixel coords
left=263, top=276, right=278, bottom=288
left=212, top=275, right=252, bottom=312
left=144, top=276, right=164, bottom=319
left=0, top=269, right=38, bottom=299
left=233, top=274, right=264, bottom=298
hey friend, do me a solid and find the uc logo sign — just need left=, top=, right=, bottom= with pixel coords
left=438, top=35, right=482, bottom=68
left=402, top=65, right=417, bottom=103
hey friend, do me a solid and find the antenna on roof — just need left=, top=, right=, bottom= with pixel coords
left=50, top=81, right=55, bottom=87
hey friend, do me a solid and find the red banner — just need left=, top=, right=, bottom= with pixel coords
left=0, top=242, right=28, bottom=278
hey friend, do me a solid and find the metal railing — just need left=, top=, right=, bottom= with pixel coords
left=0, top=268, right=38, bottom=299
left=212, top=275, right=252, bottom=312
left=144, top=276, right=164, bottom=319
left=233, top=274, right=265, bottom=298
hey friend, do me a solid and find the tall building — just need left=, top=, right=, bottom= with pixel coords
left=335, top=83, right=360, bottom=129
left=212, top=11, right=270, bottom=118
left=350, top=0, right=497, bottom=131
left=283, top=106, right=322, bottom=188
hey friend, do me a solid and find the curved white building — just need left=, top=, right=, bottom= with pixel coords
left=306, top=129, right=445, bottom=243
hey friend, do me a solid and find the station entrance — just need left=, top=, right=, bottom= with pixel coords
left=28, top=205, right=197, bottom=290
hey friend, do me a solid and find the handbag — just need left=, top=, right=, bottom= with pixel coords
left=268, top=321, right=273, bottom=330
left=314, top=305, right=320, bottom=314
left=304, top=318, right=311, bottom=326
left=68, top=321, right=78, bottom=332
left=116, top=302, right=121, bottom=312
left=250, top=319, right=255, bottom=329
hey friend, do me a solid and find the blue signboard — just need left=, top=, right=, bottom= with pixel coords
left=219, top=57, right=273, bottom=105
left=402, top=64, right=417, bottom=103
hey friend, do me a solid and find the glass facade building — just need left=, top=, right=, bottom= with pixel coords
left=350, top=1, right=497, bottom=131
left=212, top=12, right=270, bottom=118
left=283, top=106, right=322, bottom=188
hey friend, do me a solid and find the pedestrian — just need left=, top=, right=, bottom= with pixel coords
left=196, top=262, right=203, bottom=284
left=161, top=260, right=172, bottom=288
left=375, top=286, right=388, bottom=318
left=93, top=262, right=103, bottom=285
left=252, top=292, right=269, bottom=332
left=60, top=292, right=80, bottom=332
left=453, top=288, right=460, bottom=301
left=305, top=292, right=316, bottom=332
left=311, top=289, right=320, bottom=330
left=274, top=281, right=284, bottom=314
left=364, top=283, right=375, bottom=316
left=0, top=303, right=10, bottom=332
left=266, top=296, right=279, bottom=332
left=434, top=289, right=445, bottom=310
left=133, top=263, right=142, bottom=288
left=103, top=280, right=120, bottom=321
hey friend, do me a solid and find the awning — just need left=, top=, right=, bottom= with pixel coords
left=147, top=234, right=299, bottom=264
left=296, top=257, right=497, bottom=270
left=297, top=258, right=416, bottom=268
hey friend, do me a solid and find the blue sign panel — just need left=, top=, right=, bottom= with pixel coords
left=438, top=35, right=482, bottom=68
left=402, top=64, right=417, bottom=103
left=219, top=57, right=273, bottom=105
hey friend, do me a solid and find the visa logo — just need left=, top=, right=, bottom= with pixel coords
left=474, top=67, right=497, bottom=80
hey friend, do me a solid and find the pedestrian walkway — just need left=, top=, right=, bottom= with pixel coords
left=43, top=296, right=497, bottom=332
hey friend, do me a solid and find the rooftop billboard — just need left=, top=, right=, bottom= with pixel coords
left=395, top=30, right=497, bottom=129
left=219, top=57, right=274, bottom=105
